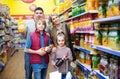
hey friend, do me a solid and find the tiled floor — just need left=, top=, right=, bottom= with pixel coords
left=0, top=49, right=54, bottom=79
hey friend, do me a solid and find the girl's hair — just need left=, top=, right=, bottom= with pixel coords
left=56, top=32, right=65, bottom=45
left=35, top=19, right=46, bottom=30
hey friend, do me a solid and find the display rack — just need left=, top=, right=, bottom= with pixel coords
left=61, top=10, right=98, bottom=22
left=91, top=45, right=120, bottom=57
left=59, top=7, right=72, bottom=16
left=91, top=16, right=120, bottom=23
left=73, top=45, right=91, bottom=54
left=75, top=30, right=95, bottom=34
left=58, top=0, right=120, bottom=78
left=76, top=60, right=91, bottom=74
left=76, top=60, right=109, bottom=79
left=0, top=4, right=18, bottom=72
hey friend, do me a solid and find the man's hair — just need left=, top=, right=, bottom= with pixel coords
left=34, top=7, right=44, bottom=13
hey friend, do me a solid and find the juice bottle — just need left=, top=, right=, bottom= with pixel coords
left=98, top=3, right=107, bottom=18
left=80, top=52, right=85, bottom=63
left=95, top=0, right=99, bottom=10
left=106, top=0, right=114, bottom=17
left=112, top=0, right=120, bottom=16
left=99, top=54, right=109, bottom=76
left=75, top=34, right=80, bottom=46
left=70, top=20, right=75, bottom=34
left=92, top=54, right=100, bottom=70
left=86, top=54, right=91, bottom=65
left=86, top=0, right=95, bottom=11
left=108, top=30, right=120, bottom=50
left=101, top=30, right=109, bottom=46
left=94, top=30, right=102, bottom=45
left=80, top=34, right=84, bottom=47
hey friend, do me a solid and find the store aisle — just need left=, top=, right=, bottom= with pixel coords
left=0, top=49, right=53, bottom=79
left=0, top=49, right=25, bottom=79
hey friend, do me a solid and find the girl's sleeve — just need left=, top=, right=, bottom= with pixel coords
left=68, top=48, right=73, bottom=61
left=26, top=34, right=32, bottom=48
left=50, top=47, right=57, bottom=66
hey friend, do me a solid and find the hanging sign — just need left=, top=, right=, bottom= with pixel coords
left=22, top=0, right=35, bottom=3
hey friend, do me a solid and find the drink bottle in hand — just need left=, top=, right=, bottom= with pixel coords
left=55, top=55, right=68, bottom=67
left=41, top=44, right=54, bottom=54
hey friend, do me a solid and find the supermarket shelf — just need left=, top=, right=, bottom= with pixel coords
left=72, top=2, right=86, bottom=8
left=91, top=16, right=120, bottom=23
left=72, top=0, right=86, bottom=5
left=91, top=45, right=120, bottom=57
left=73, top=45, right=91, bottom=54
left=61, top=10, right=98, bottom=22
left=75, top=31, right=95, bottom=34
left=93, top=70, right=109, bottom=79
left=59, top=7, right=72, bottom=16
left=76, top=60, right=91, bottom=74
left=0, top=41, right=5, bottom=48
left=0, top=34, right=5, bottom=36
left=11, top=26, right=18, bottom=29
left=10, top=49, right=18, bottom=56
left=76, top=60, right=108, bottom=79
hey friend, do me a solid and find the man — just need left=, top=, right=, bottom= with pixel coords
left=24, top=7, right=47, bottom=79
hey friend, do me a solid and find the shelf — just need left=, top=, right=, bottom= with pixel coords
left=76, top=31, right=95, bottom=34
left=0, top=41, right=5, bottom=47
left=76, top=60, right=91, bottom=74
left=11, top=26, right=18, bottom=29
left=93, top=70, right=109, bottom=79
left=0, top=34, right=5, bottom=37
left=61, top=10, right=98, bottom=22
left=76, top=60, right=108, bottom=79
left=72, top=2, right=86, bottom=8
left=73, top=45, right=92, bottom=54
left=59, top=7, right=72, bottom=16
left=91, top=16, right=120, bottom=23
left=72, top=0, right=86, bottom=5
left=10, top=49, right=18, bottom=56
left=91, top=45, right=120, bottom=57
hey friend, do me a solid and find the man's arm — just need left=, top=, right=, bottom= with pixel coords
left=26, top=48, right=47, bottom=56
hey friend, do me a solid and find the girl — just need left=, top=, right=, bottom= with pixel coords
left=26, top=19, right=51, bottom=79
left=51, top=32, right=73, bottom=79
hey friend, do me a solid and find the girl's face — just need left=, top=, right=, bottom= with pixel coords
left=57, top=36, right=65, bottom=47
left=36, top=21, right=45, bottom=31
left=51, top=15, right=60, bottom=25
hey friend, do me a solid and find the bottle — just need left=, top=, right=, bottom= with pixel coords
left=41, top=44, right=54, bottom=54
left=55, top=55, right=68, bottom=67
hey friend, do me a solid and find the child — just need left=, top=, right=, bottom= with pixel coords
left=51, top=32, right=73, bottom=79
left=26, top=19, right=51, bottom=79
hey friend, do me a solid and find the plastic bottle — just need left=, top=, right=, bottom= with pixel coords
left=70, top=20, right=75, bottom=34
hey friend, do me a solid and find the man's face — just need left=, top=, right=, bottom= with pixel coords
left=34, top=10, right=44, bottom=20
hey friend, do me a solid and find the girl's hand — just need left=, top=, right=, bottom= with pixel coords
left=52, top=47, right=57, bottom=53
left=45, top=46, right=51, bottom=53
